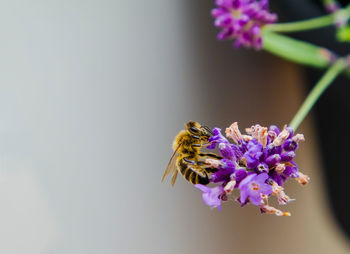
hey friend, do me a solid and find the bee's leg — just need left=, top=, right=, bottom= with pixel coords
left=183, top=157, right=196, bottom=165
left=195, top=160, right=218, bottom=174
left=197, top=153, right=221, bottom=174
left=204, top=167, right=218, bottom=174
left=183, top=156, right=213, bottom=173
left=192, top=142, right=213, bottom=148
left=199, top=153, right=223, bottom=160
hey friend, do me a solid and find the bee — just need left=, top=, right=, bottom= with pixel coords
left=162, top=121, right=222, bottom=186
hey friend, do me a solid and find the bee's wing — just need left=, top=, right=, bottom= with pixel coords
left=162, top=142, right=182, bottom=186
left=171, top=168, right=178, bottom=187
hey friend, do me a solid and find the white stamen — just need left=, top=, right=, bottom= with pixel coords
left=272, top=128, right=290, bottom=147
left=275, top=163, right=286, bottom=174
left=205, top=158, right=222, bottom=168
left=292, top=134, right=305, bottom=143
left=260, top=204, right=291, bottom=216
left=224, top=179, right=236, bottom=194
left=225, top=122, right=243, bottom=144
left=295, top=172, right=310, bottom=185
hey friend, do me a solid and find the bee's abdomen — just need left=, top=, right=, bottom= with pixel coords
left=178, top=158, right=210, bottom=185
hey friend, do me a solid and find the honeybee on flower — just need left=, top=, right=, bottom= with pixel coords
left=196, top=122, right=309, bottom=216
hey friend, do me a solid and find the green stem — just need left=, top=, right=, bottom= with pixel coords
left=289, top=59, right=346, bottom=130
left=265, top=14, right=335, bottom=33
left=265, top=4, right=350, bottom=33
left=262, top=31, right=332, bottom=68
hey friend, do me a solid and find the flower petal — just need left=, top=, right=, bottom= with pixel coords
left=239, top=185, right=249, bottom=204
left=249, top=192, right=262, bottom=206
left=238, top=173, right=256, bottom=188
left=254, top=172, right=269, bottom=184
left=195, top=184, right=210, bottom=193
left=259, top=183, right=273, bottom=196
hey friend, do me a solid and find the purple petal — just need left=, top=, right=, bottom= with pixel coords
left=211, top=160, right=235, bottom=183
left=217, top=27, right=234, bottom=40
left=286, top=126, right=294, bottom=138
left=219, top=142, right=235, bottom=160
left=266, top=154, right=281, bottom=167
left=196, top=185, right=224, bottom=210
left=231, top=144, right=243, bottom=159
left=283, top=139, right=298, bottom=151
left=215, top=14, right=234, bottom=27
left=249, top=191, right=262, bottom=206
left=239, top=185, right=249, bottom=204
left=269, top=125, right=280, bottom=135
left=253, top=172, right=269, bottom=184
left=239, top=173, right=256, bottom=188
left=281, top=151, right=295, bottom=161
left=216, top=0, right=233, bottom=9
left=259, top=183, right=272, bottom=196
left=234, top=169, right=248, bottom=186
left=283, top=165, right=298, bottom=178
left=265, top=144, right=282, bottom=156
left=195, top=184, right=210, bottom=193
left=269, top=172, right=282, bottom=186
left=211, top=8, right=226, bottom=18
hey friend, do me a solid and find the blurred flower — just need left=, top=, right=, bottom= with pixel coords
left=212, top=0, right=277, bottom=49
left=323, top=0, right=340, bottom=13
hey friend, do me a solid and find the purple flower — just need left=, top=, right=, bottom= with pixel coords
left=238, top=173, right=272, bottom=206
left=269, top=171, right=283, bottom=186
left=283, top=163, right=298, bottom=178
left=212, top=0, right=277, bottom=49
left=207, top=127, right=230, bottom=149
left=281, top=151, right=296, bottom=161
left=269, top=125, right=280, bottom=135
left=192, top=122, right=308, bottom=216
left=218, top=142, right=236, bottom=160
left=195, top=184, right=225, bottom=210
left=324, top=1, right=340, bottom=13
left=211, top=159, right=236, bottom=183
left=266, top=154, right=281, bottom=167
left=283, top=139, right=298, bottom=151
left=243, top=139, right=263, bottom=169
left=234, top=169, right=248, bottom=184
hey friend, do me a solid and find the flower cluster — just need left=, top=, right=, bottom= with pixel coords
left=212, top=0, right=277, bottom=49
left=195, top=122, right=309, bottom=216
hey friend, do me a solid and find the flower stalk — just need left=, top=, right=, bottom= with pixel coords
left=264, top=14, right=335, bottom=33
left=265, top=4, right=350, bottom=33
left=289, top=58, right=347, bottom=130
left=262, top=31, right=334, bottom=68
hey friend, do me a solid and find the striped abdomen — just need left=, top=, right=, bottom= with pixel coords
left=178, top=158, right=217, bottom=185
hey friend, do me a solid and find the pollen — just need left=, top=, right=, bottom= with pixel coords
left=251, top=183, right=260, bottom=191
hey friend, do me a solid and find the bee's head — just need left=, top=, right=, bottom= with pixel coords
left=185, top=121, right=213, bottom=140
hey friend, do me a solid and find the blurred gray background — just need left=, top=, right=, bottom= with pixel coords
left=0, top=0, right=349, bottom=253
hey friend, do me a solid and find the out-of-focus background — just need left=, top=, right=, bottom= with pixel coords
left=0, top=0, right=349, bottom=253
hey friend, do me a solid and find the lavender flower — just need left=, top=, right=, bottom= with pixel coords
left=195, top=184, right=225, bottom=210
left=207, top=127, right=229, bottom=149
left=238, top=173, right=272, bottom=205
left=212, top=0, right=277, bottom=49
left=210, top=159, right=236, bottom=183
left=199, top=122, right=309, bottom=216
